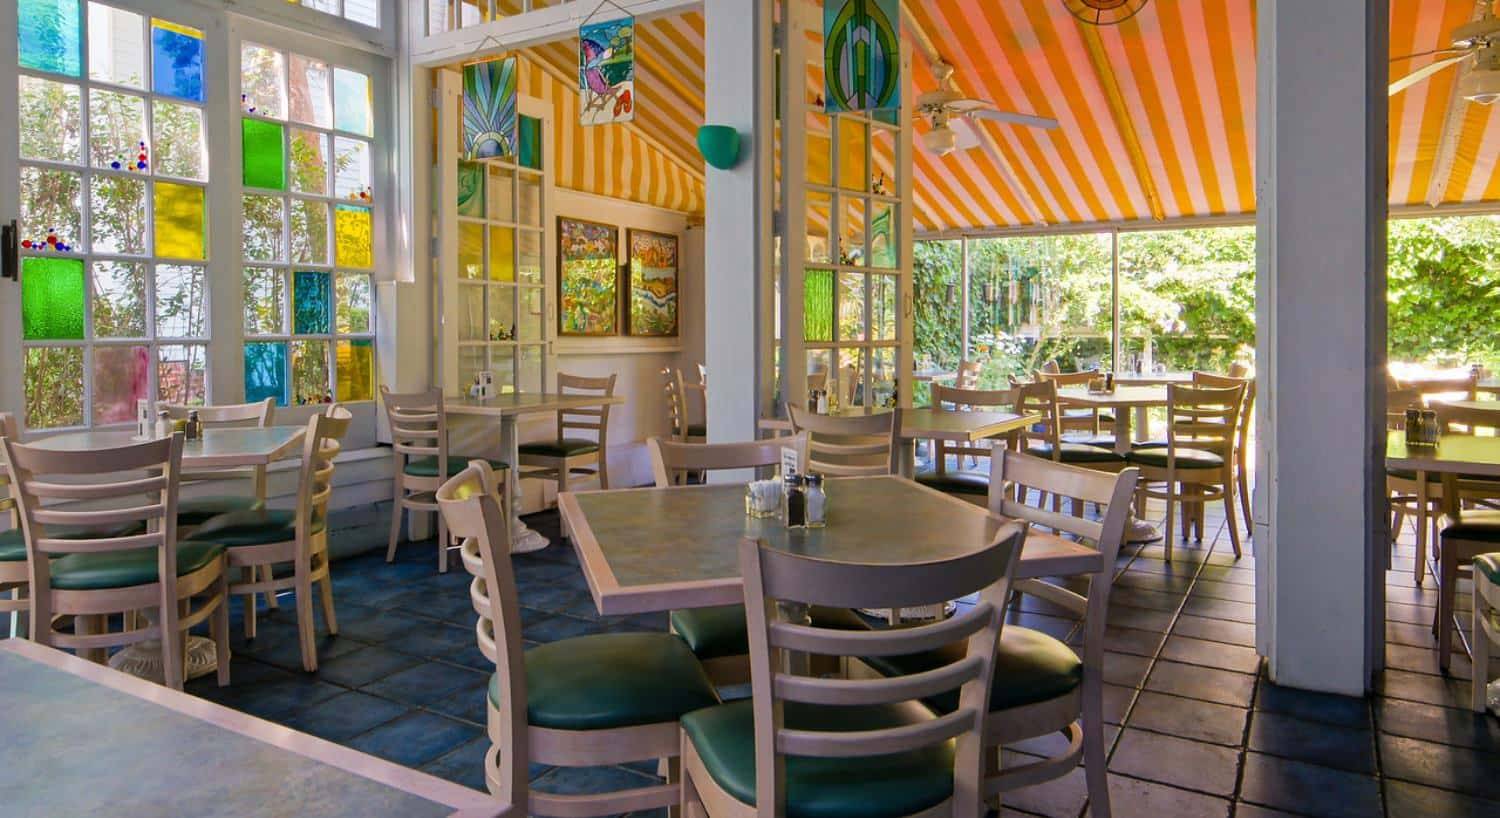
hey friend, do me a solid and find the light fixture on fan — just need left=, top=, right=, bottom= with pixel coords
left=916, top=60, right=1058, bottom=156
left=1062, top=0, right=1150, bottom=27
left=1391, top=11, right=1500, bottom=103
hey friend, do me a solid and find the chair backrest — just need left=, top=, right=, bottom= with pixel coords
left=1014, top=379, right=1062, bottom=455
left=1166, top=383, right=1244, bottom=461
left=929, top=385, right=1019, bottom=468
left=1036, top=369, right=1094, bottom=388
left=786, top=405, right=897, bottom=476
left=737, top=520, right=1028, bottom=817
left=1227, top=361, right=1251, bottom=379
left=162, top=398, right=277, bottom=491
left=0, top=413, right=16, bottom=527
left=1040, top=359, right=1062, bottom=374
left=382, top=386, right=447, bottom=482
left=1395, top=372, right=1479, bottom=405
left=555, top=372, right=617, bottom=446
left=648, top=434, right=808, bottom=487
left=1192, top=371, right=1255, bottom=458
left=294, top=406, right=352, bottom=545
left=434, top=461, right=526, bottom=806
left=955, top=359, right=982, bottom=390
left=1432, top=401, right=1500, bottom=435
left=663, top=367, right=686, bottom=440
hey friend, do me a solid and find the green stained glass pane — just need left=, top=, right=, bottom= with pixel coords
left=242, top=117, right=286, bottom=190
left=804, top=268, right=834, bottom=343
left=25, top=347, right=84, bottom=429
left=294, top=270, right=332, bottom=334
left=457, top=162, right=485, bottom=217
left=518, top=115, right=541, bottom=170
left=22, top=256, right=85, bottom=340
left=244, top=342, right=288, bottom=406
left=335, top=339, right=374, bottom=402
left=153, top=181, right=205, bottom=259
left=19, top=0, right=82, bottom=76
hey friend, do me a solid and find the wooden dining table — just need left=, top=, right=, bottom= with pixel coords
left=758, top=407, right=1039, bottom=478
left=0, top=639, right=509, bottom=817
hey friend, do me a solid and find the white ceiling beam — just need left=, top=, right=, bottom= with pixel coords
left=411, top=0, right=702, bottom=67
left=1423, top=0, right=1489, bottom=207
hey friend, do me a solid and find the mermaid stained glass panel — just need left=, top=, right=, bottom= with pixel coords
left=578, top=16, right=634, bottom=126
left=462, top=57, right=517, bottom=160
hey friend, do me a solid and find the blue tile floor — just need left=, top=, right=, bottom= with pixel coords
left=179, top=500, right=1500, bottom=818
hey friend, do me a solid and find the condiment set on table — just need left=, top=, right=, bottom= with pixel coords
left=744, top=447, right=827, bottom=528
left=1404, top=407, right=1440, bottom=448
left=1087, top=371, right=1116, bottom=395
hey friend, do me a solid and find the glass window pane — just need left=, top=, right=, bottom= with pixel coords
left=243, top=266, right=284, bottom=335
left=333, top=136, right=371, bottom=200
left=333, top=67, right=371, bottom=136
left=89, top=174, right=147, bottom=254
left=25, top=347, right=85, bottom=429
left=459, top=222, right=483, bottom=280
left=152, top=100, right=204, bottom=179
left=291, top=339, right=330, bottom=404
left=458, top=346, right=485, bottom=392
left=157, top=343, right=206, bottom=405
left=457, top=161, right=485, bottom=217
left=489, top=226, right=514, bottom=282
left=838, top=272, right=866, bottom=342
left=872, top=274, right=896, bottom=341
left=244, top=341, right=288, bottom=406
left=88, top=89, right=147, bottom=170
left=287, top=53, right=332, bottom=128
left=519, top=345, right=542, bottom=394
left=294, top=270, right=332, bottom=334
left=153, top=181, right=205, bottom=259
left=806, top=111, right=830, bottom=187
left=518, top=174, right=541, bottom=227
left=335, top=339, right=374, bottom=401
left=20, top=167, right=82, bottom=251
left=869, top=201, right=895, bottom=269
left=486, top=166, right=513, bottom=222
left=336, top=273, right=372, bottom=333
left=841, top=196, right=865, bottom=266
left=242, top=194, right=285, bottom=262
left=242, top=117, right=286, bottom=190
left=838, top=116, right=867, bottom=192
left=92, top=345, right=150, bottom=424
left=334, top=204, right=373, bottom=268
left=871, top=347, right=896, bottom=408
left=344, top=0, right=379, bottom=27
left=804, top=268, right=834, bottom=343
left=19, top=76, right=82, bottom=164
left=19, top=0, right=82, bottom=77
left=459, top=285, right=484, bottom=341
left=290, top=199, right=330, bottom=265
left=93, top=261, right=147, bottom=337
left=518, top=229, right=541, bottom=284
left=489, top=285, right=514, bottom=341
left=290, top=128, right=329, bottom=194
left=22, top=256, right=86, bottom=340
left=150, top=18, right=205, bottom=102
left=154, top=263, right=205, bottom=338
left=1118, top=226, right=1256, bottom=373
left=837, top=348, right=867, bottom=409
left=240, top=43, right=286, bottom=118
left=807, top=190, right=831, bottom=264
left=87, top=2, right=144, bottom=88
left=519, top=287, right=543, bottom=342
left=517, top=115, right=541, bottom=170
left=871, top=124, right=896, bottom=192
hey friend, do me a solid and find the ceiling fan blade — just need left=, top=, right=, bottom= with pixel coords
left=1391, top=47, right=1474, bottom=62
left=1389, top=53, right=1471, bottom=96
left=951, top=117, right=983, bottom=150
left=968, top=108, right=1060, bottom=130
left=946, top=97, right=997, bottom=113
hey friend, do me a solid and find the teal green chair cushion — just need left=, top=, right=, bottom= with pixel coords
left=404, top=456, right=508, bottom=478
left=0, top=530, right=22, bottom=562
left=862, top=626, right=1083, bottom=714
left=681, top=698, right=956, bottom=818
left=0, top=522, right=148, bottom=562
left=1028, top=441, right=1126, bottom=465
left=493, top=632, right=719, bottom=731
left=49, top=541, right=224, bottom=590
left=178, top=495, right=265, bottom=526
left=1443, top=511, right=1500, bottom=544
left=670, top=605, right=870, bottom=661
left=1126, top=446, right=1224, bottom=469
left=517, top=439, right=600, bottom=458
left=914, top=469, right=990, bottom=497
left=1475, top=552, right=1500, bottom=586
left=188, top=509, right=325, bottom=547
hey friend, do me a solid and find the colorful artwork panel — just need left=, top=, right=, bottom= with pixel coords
left=93, top=345, right=150, bottom=424
left=334, top=204, right=373, bottom=268
left=579, top=16, right=635, bottom=126
left=626, top=229, right=678, bottom=337
left=244, top=341, right=288, bottom=406
left=463, top=57, right=516, bottom=160
left=823, top=0, right=900, bottom=113
left=22, top=256, right=86, bottom=341
left=242, top=117, right=286, bottom=190
left=151, top=19, right=205, bottom=103
left=294, top=270, right=332, bottom=334
left=19, top=0, right=82, bottom=76
left=557, top=217, right=618, bottom=336
left=457, top=161, right=485, bottom=217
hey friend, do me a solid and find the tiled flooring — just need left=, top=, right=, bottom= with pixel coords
left=181, top=496, right=1500, bottom=818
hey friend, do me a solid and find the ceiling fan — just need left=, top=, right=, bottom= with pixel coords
left=915, top=60, right=1059, bottom=156
left=1390, top=11, right=1500, bottom=103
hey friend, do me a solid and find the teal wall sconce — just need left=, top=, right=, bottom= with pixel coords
left=696, top=125, right=741, bottom=170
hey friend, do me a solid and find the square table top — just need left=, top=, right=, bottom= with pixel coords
left=28, top=425, right=306, bottom=469
left=758, top=408, right=1038, bottom=442
left=445, top=392, right=625, bottom=417
left=1056, top=385, right=1169, bottom=408
left=0, top=640, right=507, bottom=818
left=560, top=475, right=1009, bottom=616
left=1386, top=430, right=1500, bottom=477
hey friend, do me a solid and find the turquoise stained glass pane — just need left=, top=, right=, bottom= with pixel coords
left=151, top=19, right=205, bottom=102
left=19, top=0, right=81, bottom=76
left=333, top=67, right=371, bottom=136
left=22, top=256, right=86, bottom=340
left=244, top=342, right=288, bottom=406
left=518, top=115, right=541, bottom=170
left=294, top=271, right=331, bottom=334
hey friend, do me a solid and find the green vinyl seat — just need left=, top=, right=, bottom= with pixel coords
left=1442, top=512, right=1500, bottom=544
left=669, top=604, right=870, bottom=661
left=496, top=632, right=719, bottom=731
left=188, top=508, right=325, bottom=547
left=515, top=439, right=600, bottom=458
left=1125, top=446, right=1224, bottom=469
left=0, top=522, right=148, bottom=562
left=914, top=469, right=990, bottom=497
left=1476, top=552, right=1500, bottom=586
left=177, top=494, right=265, bottom=527
left=48, top=541, right=225, bottom=591
left=1027, top=441, right=1127, bottom=465
left=861, top=626, right=1083, bottom=715
left=680, top=698, right=956, bottom=818
left=404, top=456, right=508, bottom=479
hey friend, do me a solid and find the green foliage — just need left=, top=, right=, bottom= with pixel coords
left=1388, top=216, right=1500, bottom=369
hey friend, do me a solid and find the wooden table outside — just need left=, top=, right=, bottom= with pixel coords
left=912, top=368, right=957, bottom=383
left=1056, top=386, right=1170, bottom=542
left=757, top=407, right=1038, bottom=478
left=447, top=392, right=626, bottom=553
left=0, top=640, right=508, bottom=817
left=1113, top=371, right=1194, bottom=386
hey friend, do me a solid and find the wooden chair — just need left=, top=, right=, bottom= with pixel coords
left=663, top=367, right=706, bottom=443
left=381, top=387, right=506, bottom=572
left=1036, top=370, right=1108, bottom=437
left=0, top=412, right=28, bottom=636
left=160, top=398, right=275, bottom=528
left=916, top=384, right=1020, bottom=501
left=1387, top=384, right=1444, bottom=584
left=1125, top=383, right=1246, bottom=561
left=1015, top=381, right=1127, bottom=498
left=786, top=405, right=897, bottom=476
left=1188, top=371, right=1255, bottom=538
left=1428, top=402, right=1500, bottom=670
left=1473, top=553, right=1500, bottom=712
left=1, top=432, right=230, bottom=691
left=955, top=359, right=982, bottom=390
left=436, top=460, right=720, bottom=816
left=188, top=406, right=351, bottom=671
left=518, top=372, right=617, bottom=494
left=679, top=521, right=1028, bottom=818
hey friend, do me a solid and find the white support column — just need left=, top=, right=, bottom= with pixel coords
left=1254, top=0, right=1388, bottom=695
left=704, top=0, right=772, bottom=444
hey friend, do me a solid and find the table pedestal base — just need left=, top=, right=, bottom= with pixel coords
left=1125, top=516, right=1162, bottom=543
left=109, top=636, right=217, bottom=682
left=502, top=415, right=550, bottom=554
left=512, top=520, right=550, bottom=554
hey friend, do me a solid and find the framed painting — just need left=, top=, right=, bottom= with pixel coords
left=557, top=217, right=620, bottom=336
left=626, top=229, right=678, bottom=337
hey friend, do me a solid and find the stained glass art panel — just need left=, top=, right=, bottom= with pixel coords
left=868, top=201, right=895, bottom=269
left=157, top=344, right=207, bottom=406
left=243, top=266, right=285, bottom=335
left=294, top=270, right=332, bottom=334
left=459, top=222, right=483, bottom=280
left=151, top=19, right=205, bottom=103
left=461, top=58, right=515, bottom=160
left=93, top=261, right=147, bottom=338
left=19, top=0, right=82, bottom=77
left=457, top=162, right=485, bottom=218
left=242, top=117, right=286, bottom=190
left=557, top=217, right=617, bottom=336
left=154, top=264, right=206, bottom=338
left=87, top=2, right=144, bottom=87
left=22, top=256, right=85, bottom=341
left=89, top=175, right=147, bottom=255
left=291, top=199, right=330, bottom=265
left=823, top=0, right=900, bottom=113
left=334, top=204, right=373, bottom=269
left=88, top=89, right=147, bottom=170
left=336, top=273, right=372, bottom=333
left=291, top=340, right=331, bottom=404
left=837, top=116, right=867, bottom=193
left=153, top=181, right=206, bottom=259
left=489, top=226, right=514, bottom=282
left=626, top=229, right=678, bottom=337
left=333, top=136, right=371, bottom=200
left=240, top=43, right=285, bottom=118
left=333, top=67, right=372, bottom=136
left=25, top=347, right=85, bottom=429
left=290, top=129, right=329, bottom=194
left=244, top=342, right=288, bottom=406
left=242, top=194, right=285, bottom=262
left=288, top=54, right=332, bottom=128
left=20, top=167, right=82, bottom=252
left=18, top=76, right=82, bottom=164
left=335, top=339, right=374, bottom=402
left=518, top=115, right=541, bottom=169
left=152, top=101, right=205, bottom=180
left=93, top=345, right=150, bottom=424
left=804, top=268, right=834, bottom=343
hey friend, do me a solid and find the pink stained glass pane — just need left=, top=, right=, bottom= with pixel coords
left=93, top=345, right=150, bottom=424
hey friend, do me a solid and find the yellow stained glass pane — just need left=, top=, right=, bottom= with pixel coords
left=335, top=339, right=374, bottom=402
left=334, top=204, right=372, bottom=269
left=838, top=117, right=867, bottom=192
left=459, top=222, right=483, bottom=279
left=489, top=226, right=514, bottom=282
left=153, top=181, right=205, bottom=259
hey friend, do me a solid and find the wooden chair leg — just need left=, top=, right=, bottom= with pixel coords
left=386, top=492, right=404, bottom=563
left=294, top=567, right=318, bottom=673
left=242, top=566, right=258, bottom=641
left=1081, top=678, right=1112, bottom=818
left=1223, top=484, right=1243, bottom=558
left=160, top=601, right=184, bottom=691
left=1237, top=464, right=1251, bottom=534
left=1415, top=496, right=1429, bottom=586
left=1436, top=540, right=1457, bottom=671
left=1164, top=486, right=1176, bottom=563
left=262, top=565, right=280, bottom=610
left=437, top=513, right=449, bottom=574
left=1474, top=592, right=1491, bottom=712
left=318, top=569, right=338, bottom=636
left=213, top=570, right=231, bottom=687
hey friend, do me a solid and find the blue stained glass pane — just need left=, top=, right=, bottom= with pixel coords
left=19, top=0, right=82, bottom=76
left=151, top=19, right=205, bottom=102
left=293, top=271, right=332, bottom=334
left=244, top=342, right=288, bottom=406
left=333, top=67, right=371, bottom=136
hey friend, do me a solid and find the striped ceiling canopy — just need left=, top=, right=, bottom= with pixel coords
left=520, top=0, right=1500, bottom=233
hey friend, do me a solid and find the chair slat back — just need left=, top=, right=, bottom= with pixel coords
left=435, top=461, right=527, bottom=807
left=1192, top=371, right=1255, bottom=459
left=0, top=412, right=16, bottom=519
left=1014, top=379, right=1062, bottom=453
left=556, top=372, right=617, bottom=443
left=382, top=386, right=447, bottom=466
left=295, top=406, right=352, bottom=544
left=1166, top=383, right=1244, bottom=454
left=786, top=406, right=897, bottom=476
left=161, top=399, right=277, bottom=488
left=955, top=359, right=982, bottom=390
left=663, top=367, right=686, bottom=440
left=738, top=521, right=1027, bottom=815
left=930, top=385, right=1019, bottom=465
left=1036, top=370, right=1094, bottom=387
left=648, top=435, right=808, bottom=487
left=1397, top=372, right=1479, bottom=405
left=1433, top=401, right=1500, bottom=434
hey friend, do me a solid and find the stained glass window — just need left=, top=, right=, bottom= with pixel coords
left=154, top=181, right=206, bottom=259
left=19, top=0, right=82, bottom=76
left=294, top=271, right=332, bottom=334
left=335, top=339, right=374, bottom=401
left=151, top=19, right=205, bottom=102
left=242, top=117, right=286, bottom=190
left=335, top=203, right=373, bottom=268
left=333, top=68, right=371, bottom=136
left=22, top=257, right=86, bottom=341
left=244, top=342, right=289, bottom=405
left=93, top=345, right=150, bottom=424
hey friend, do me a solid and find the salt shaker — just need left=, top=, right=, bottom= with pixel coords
left=155, top=409, right=173, bottom=439
left=804, top=474, right=826, bottom=528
